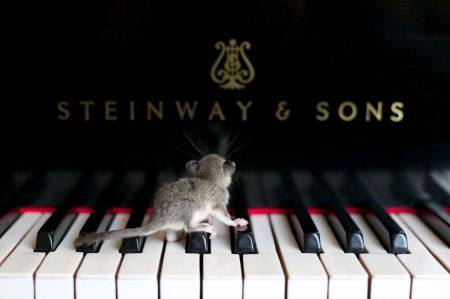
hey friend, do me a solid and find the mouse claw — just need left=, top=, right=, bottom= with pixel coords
left=232, top=218, right=249, bottom=227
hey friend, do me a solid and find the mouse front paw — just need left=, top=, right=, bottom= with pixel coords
left=232, top=218, right=249, bottom=227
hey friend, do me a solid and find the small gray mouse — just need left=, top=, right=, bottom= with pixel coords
left=74, top=154, right=248, bottom=247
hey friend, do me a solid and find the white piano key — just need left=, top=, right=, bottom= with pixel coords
left=99, top=213, right=130, bottom=253
left=389, top=214, right=430, bottom=254
left=398, top=213, right=450, bottom=273
left=0, top=212, right=42, bottom=264
left=76, top=213, right=130, bottom=299
left=319, top=253, right=368, bottom=299
left=0, top=213, right=51, bottom=299
left=35, top=213, right=90, bottom=299
left=160, top=253, right=200, bottom=299
left=269, top=214, right=300, bottom=254
left=203, top=254, right=242, bottom=299
left=35, top=251, right=84, bottom=299
left=76, top=253, right=122, bottom=299
left=242, top=215, right=285, bottom=299
left=203, top=218, right=241, bottom=299
left=117, top=230, right=165, bottom=299
left=210, top=217, right=232, bottom=253
left=350, top=213, right=386, bottom=253
left=250, top=214, right=277, bottom=254
left=55, top=213, right=90, bottom=252
left=398, top=213, right=450, bottom=254
left=269, top=214, right=327, bottom=299
left=243, top=254, right=285, bottom=299
left=397, top=254, right=450, bottom=299
left=14, top=212, right=52, bottom=252
left=0, top=251, right=46, bottom=299
left=359, top=254, right=410, bottom=299
left=311, top=214, right=343, bottom=253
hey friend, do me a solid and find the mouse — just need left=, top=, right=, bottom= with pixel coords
left=73, top=153, right=248, bottom=247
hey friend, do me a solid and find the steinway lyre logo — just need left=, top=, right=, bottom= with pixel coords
left=210, top=39, right=255, bottom=90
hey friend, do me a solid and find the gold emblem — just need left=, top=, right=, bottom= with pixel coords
left=210, top=39, right=255, bottom=90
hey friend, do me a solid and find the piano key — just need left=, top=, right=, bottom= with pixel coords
left=98, top=213, right=130, bottom=253
left=203, top=254, right=242, bottom=299
left=160, top=237, right=201, bottom=299
left=77, top=170, right=125, bottom=253
left=242, top=214, right=284, bottom=299
left=319, top=254, right=368, bottom=299
left=75, top=212, right=130, bottom=299
left=120, top=171, right=157, bottom=253
left=350, top=214, right=411, bottom=299
left=76, top=253, right=123, bottom=299
left=398, top=213, right=450, bottom=271
left=270, top=214, right=328, bottom=299
left=203, top=218, right=241, bottom=299
left=326, top=201, right=364, bottom=254
left=0, top=212, right=43, bottom=264
left=390, top=214, right=430, bottom=253
left=0, top=213, right=50, bottom=299
left=230, top=174, right=255, bottom=253
left=311, top=212, right=369, bottom=299
left=35, top=213, right=90, bottom=299
left=396, top=254, right=450, bottom=299
left=358, top=254, right=410, bottom=299
left=311, top=214, right=343, bottom=253
left=117, top=230, right=164, bottom=299
left=35, top=252, right=84, bottom=299
left=35, top=171, right=92, bottom=252
left=293, top=170, right=364, bottom=253
left=186, top=231, right=209, bottom=254
left=350, top=213, right=386, bottom=253
left=0, top=212, right=20, bottom=238
left=270, top=170, right=321, bottom=253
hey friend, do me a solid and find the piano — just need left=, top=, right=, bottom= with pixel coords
left=1, top=0, right=450, bottom=298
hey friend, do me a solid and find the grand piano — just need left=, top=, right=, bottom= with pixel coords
left=0, top=0, right=450, bottom=298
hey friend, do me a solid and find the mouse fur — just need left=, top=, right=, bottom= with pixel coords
left=74, top=154, right=248, bottom=248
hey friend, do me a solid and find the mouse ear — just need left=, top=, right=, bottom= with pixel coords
left=186, top=160, right=199, bottom=174
left=223, top=160, right=236, bottom=176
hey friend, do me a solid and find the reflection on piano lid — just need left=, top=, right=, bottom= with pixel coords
left=0, top=167, right=450, bottom=298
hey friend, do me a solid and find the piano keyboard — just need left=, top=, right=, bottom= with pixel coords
left=0, top=207, right=450, bottom=299
left=2, top=167, right=450, bottom=299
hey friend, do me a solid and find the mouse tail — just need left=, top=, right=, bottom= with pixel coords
left=74, top=226, right=157, bottom=248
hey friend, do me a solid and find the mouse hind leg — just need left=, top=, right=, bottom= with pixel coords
left=189, top=223, right=217, bottom=239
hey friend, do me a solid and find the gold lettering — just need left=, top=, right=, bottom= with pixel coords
left=147, top=101, right=163, bottom=120
left=208, top=101, right=226, bottom=121
left=366, top=102, right=383, bottom=121
left=275, top=101, right=290, bottom=121
left=57, top=101, right=70, bottom=120
left=236, top=101, right=253, bottom=121
left=316, top=101, right=329, bottom=121
left=79, top=101, right=95, bottom=121
left=390, top=102, right=404, bottom=122
left=130, top=101, right=135, bottom=121
left=338, top=101, right=357, bottom=121
left=105, top=101, right=117, bottom=121
left=175, top=101, right=198, bottom=120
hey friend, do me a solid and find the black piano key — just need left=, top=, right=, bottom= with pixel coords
left=186, top=231, right=210, bottom=254
left=230, top=176, right=255, bottom=254
left=76, top=170, right=126, bottom=253
left=35, top=171, right=94, bottom=252
left=281, top=171, right=321, bottom=253
left=325, top=171, right=408, bottom=254
left=311, top=173, right=364, bottom=254
left=327, top=200, right=365, bottom=254
left=364, top=199, right=408, bottom=254
left=121, top=171, right=158, bottom=253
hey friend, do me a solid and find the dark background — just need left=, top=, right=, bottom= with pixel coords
left=1, top=0, right=449, bottom=171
